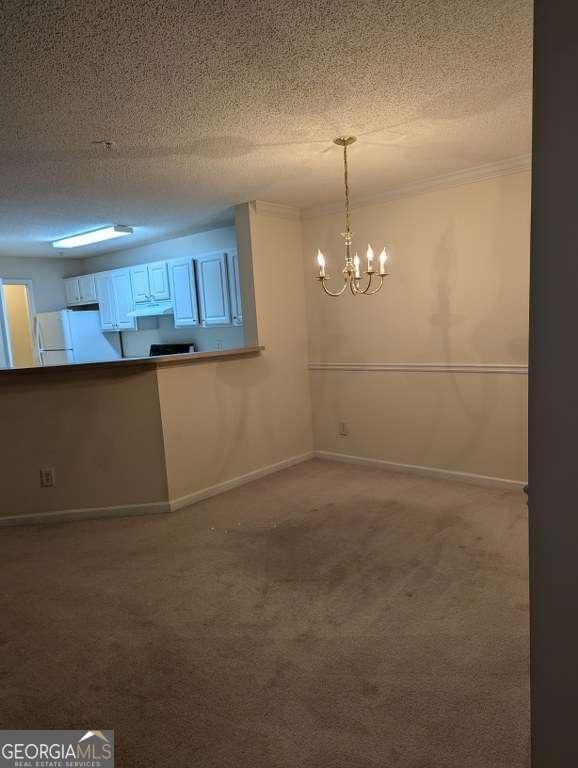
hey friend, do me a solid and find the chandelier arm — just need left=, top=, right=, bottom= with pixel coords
left=358, top=272, right=374, bottom=294
left=320, top=276, right=348, bottom=297
left=364, top=275, right=385, bottom=295
left=350, top=273, right=373, bottom=294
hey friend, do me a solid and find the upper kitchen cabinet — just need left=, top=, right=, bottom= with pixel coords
left=227, top=251, right=243, bottom=326
left=130, top=261, right=170, bottom=303
left=168, top=258, right=198, bottom=327
left=64, top=275, right=97, bottom=306
left=195, top=251, right=232, bottom=326
left=94, top=269, right=137, bottom=331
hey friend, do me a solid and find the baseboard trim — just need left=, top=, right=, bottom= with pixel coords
left=0, top=450, right=519, bottom=527
left=315, top=450, right=526, bottom=490
left=169, top=451, right=315, bottom=511
left=0, top=500, right=170, bottom=528
left=0, top=454, right=315, bottom=528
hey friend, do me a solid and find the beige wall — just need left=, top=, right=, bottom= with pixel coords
left=157, top=203, right=314, bottom=502
left=303, top=171, right=530, bottom=481
left=3, top=285, right=35, bottom=368
left=0, top=256, right=82, bottom=312
left=0, top=367, right=168, bottom=519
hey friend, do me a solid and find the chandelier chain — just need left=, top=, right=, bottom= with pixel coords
left=343, top=143, right=351, bottom=237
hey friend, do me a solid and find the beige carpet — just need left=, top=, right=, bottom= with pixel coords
left=0, top=459, right=529, bottom=767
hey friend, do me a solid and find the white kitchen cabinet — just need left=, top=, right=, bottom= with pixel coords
left=195, top=251, right=231, bottom=326
left=168, top=258, right=198, bottom=327
left=130, top=265, right=149, bottom=303
left=64, top=275, right=97, bottom=306
left=94, top=274, right=116, bottom=330
left=95, top=269, right=136, bottom=331
left=227, top=251, right=243, bottom=326
left=130, top=261, right=170, bottom=303
left=111, top=270, right=137, bottom=329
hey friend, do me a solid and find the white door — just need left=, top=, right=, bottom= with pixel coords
left=169, top=258, right=198, bottom=327
left=148, top=262, right=170, bottom=300
left=0, top=279, right=13, bottom=368
left=78, top=274, right=97, bottom=302
left=111, top=270, right=136, bottom=330
left=227, top=251, right=243, bottom=326
left=64, top=277, right=81, bottom=305
left=130, top=264, right=150, bottom=303
left=195, top=252, right=231, bottom=326
left=95, top=274, right=117, bottom=331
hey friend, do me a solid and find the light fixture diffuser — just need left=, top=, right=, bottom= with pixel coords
left=52, top=225, right=133, bottom=249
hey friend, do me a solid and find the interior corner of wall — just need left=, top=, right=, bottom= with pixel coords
left=153, top=367, right=172, bottom=505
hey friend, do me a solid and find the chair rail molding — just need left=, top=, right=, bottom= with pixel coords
left=308, top=361, right=528, bottom=374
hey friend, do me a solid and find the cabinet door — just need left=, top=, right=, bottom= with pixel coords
left=95, top=274, right=117, bottom=331
left=130, top=264, right=150, bottom=303
left=227, top=251, right=243, bottom=326
left=64, top=277, right=81, bottom=305
left=111, top=270, right=136, bottom=330
left=79, top=274, right=96, bottom=302
left=148, top=261, right=170, bottom=300
left=169, top=258, right=198, bottom=327
left=195, top=252, right=231, bottom=326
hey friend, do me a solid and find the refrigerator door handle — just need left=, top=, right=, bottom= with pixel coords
left=34, top=315, right=42, bottom=349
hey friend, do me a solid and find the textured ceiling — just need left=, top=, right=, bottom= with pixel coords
left=0, top=0, right=532, bottom=257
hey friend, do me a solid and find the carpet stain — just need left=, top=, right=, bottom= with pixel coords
left=0, top=460, right=529, bottom=767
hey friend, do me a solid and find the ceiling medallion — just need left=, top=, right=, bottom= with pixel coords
left=315, top=136, right=389, bottom=296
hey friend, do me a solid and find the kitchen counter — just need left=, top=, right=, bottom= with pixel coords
left=0, top=345, right=264, bottom=378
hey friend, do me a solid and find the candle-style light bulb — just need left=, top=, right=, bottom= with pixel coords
left=366, top=244, right=374, bottom=272
left=379, top=248, right=388, bottom=275
left=317, top=249, right=326, bottom=278
left=353, top=252, right=361, bottom=279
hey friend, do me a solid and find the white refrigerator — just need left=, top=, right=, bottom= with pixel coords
left=35, top=310, right=122, bottom=366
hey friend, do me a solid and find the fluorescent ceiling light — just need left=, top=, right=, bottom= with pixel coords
left=52, top=225, right=133, bottom=249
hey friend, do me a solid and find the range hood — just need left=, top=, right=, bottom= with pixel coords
left=127, top=300, right=174, bottom=318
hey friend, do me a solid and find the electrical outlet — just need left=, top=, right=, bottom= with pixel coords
left=216, top=340, right=223, bottom=351
left=40, top=467, right=56, bottom=488
left=338, top=421, right=349, bottom=436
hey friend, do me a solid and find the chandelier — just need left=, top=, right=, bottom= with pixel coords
left=316, top=136, right=389, bottom=296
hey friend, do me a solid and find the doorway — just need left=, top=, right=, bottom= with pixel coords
left=0, top=279, right=37, bottom=368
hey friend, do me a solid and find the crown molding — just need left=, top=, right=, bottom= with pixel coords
left=301, top=154, right=532, bottom=219
left=309, top=361, right=528, bottom=375
left=251, top=200, right=301, bottom=220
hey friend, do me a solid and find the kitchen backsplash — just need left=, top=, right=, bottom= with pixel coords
left=120, top=315, right=245, bottom=357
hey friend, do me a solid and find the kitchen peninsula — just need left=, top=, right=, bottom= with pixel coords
left=0, top=345, right=263, bottom=378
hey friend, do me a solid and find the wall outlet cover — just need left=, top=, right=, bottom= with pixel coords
left=40, top=467, right=56, bottom=487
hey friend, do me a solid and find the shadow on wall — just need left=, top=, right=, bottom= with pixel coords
left=205, top=355, right=274, bottom=479
left=428, top=220, right=506, bottom=471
